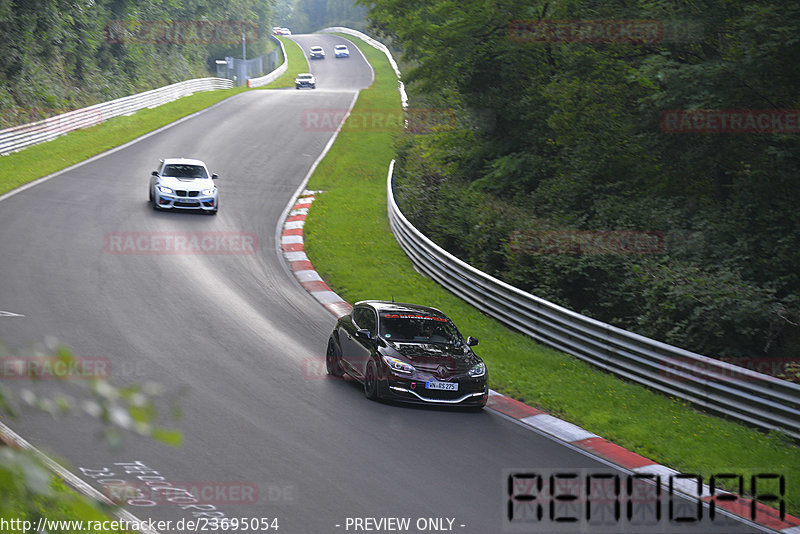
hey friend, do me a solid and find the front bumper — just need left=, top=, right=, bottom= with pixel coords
left=155, top=192, right=217, bottom=211
left=383, top=374, right=488, bottom=406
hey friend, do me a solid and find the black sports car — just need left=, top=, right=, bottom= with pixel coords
left=326, top=301, right=488, bottom=407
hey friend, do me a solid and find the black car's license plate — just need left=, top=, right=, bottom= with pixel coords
left=426, top=380, right=458, bottom=391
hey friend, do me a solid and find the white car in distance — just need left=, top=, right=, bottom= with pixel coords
left=295, top=73, right=316, bottom=89
left=334, top=44, right=350, bottom=58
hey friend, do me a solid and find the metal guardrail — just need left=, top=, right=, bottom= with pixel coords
left=386, top=160, right=800, bottom=439
left=0, top=77, right=232, bottom=155
left=248, top=36, right=288, bottom=88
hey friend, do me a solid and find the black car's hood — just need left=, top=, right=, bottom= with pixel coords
left=383, top=341, right=481, bottom=375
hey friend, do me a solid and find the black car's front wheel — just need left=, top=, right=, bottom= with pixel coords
left=326, top=336, right=343, bottom=377
left=364, top=360, right=380, bottom=400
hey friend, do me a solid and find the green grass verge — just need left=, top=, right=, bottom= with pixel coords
left=257, top=36, right=309, bottom=89
left=0, top=86, right=249, bottom=196
left=302, top=34, right=800, bottom=514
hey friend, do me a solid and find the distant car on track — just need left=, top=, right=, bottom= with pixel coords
left=326, top=301, right=488, bottom=407
left=273, top=27, right=291, bottom=35
left=295, top=73, right=316, bottom=89
left=333, top=44, right=350, bottom=58
left=149, top=158, right=218, bottom=214
left=309, top=46, right=325, bottom=59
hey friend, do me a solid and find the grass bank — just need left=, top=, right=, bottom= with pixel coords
left=302, top=34, right=800, bottom=514
left=0, top=87, right=248, bottom=196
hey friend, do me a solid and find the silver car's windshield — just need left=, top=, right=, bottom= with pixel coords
left=379, top=314, right=461, bottom=345
left=162, top=164, right=208, bottom=178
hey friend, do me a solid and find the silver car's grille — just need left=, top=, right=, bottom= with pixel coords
left=176, top=190, right=187, bottom=197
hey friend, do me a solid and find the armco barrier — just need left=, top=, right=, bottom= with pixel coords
left=0, top=77, right=232, bottom=155
left=387, top=160, right=800, bottom=440
left=247, top=36, right=287, bottom=88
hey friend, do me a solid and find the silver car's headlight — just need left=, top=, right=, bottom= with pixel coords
left=468, top=362, right=486, bottom=378
left=202, top=188, right=216, bottom=196
left=157, top=185, right=173, bottom=194
left=382, top=356, right=414, bottom=375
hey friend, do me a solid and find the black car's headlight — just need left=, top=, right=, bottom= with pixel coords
left=157, top=185, right=173, bottom=194
left=468, top=362, right=486, bottom=378
left=382, top=356, right=414, bottom=375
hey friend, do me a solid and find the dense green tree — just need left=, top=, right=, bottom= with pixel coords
left=273, top=0, right=366, bottom=33
left=369, top=0, right=800, bottom=364
left=0, top=0, right=277, bottom=128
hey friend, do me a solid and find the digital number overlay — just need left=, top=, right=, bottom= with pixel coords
left=504, top=468, right=793, bottom=533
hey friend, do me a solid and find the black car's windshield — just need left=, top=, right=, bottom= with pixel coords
left=162, top=164, right=208, bottom=178
left=379, top=313, right=461, bottom=345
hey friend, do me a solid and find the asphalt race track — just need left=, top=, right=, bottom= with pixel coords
left=0, top=34, right=764, bottom=534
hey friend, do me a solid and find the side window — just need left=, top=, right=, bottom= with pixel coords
left=362, top=309, right=377, bottom=335
left=352, top=308, right=367, bottom=329
left=353, top=307, right=377, bottom=335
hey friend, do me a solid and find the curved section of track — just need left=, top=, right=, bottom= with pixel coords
left=0, top=34, right=761, bottom=533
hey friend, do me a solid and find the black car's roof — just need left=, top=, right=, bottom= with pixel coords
left=354, top=300, right=446, bottom=318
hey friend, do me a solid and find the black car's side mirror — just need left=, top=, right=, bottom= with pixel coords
left=151, top=171, right=159, bottom=176
left=355, top=329, right=372, bottom=341
left=211, top=173, right=218, bottom=180
left=467, top=336, right=479, bottom=346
